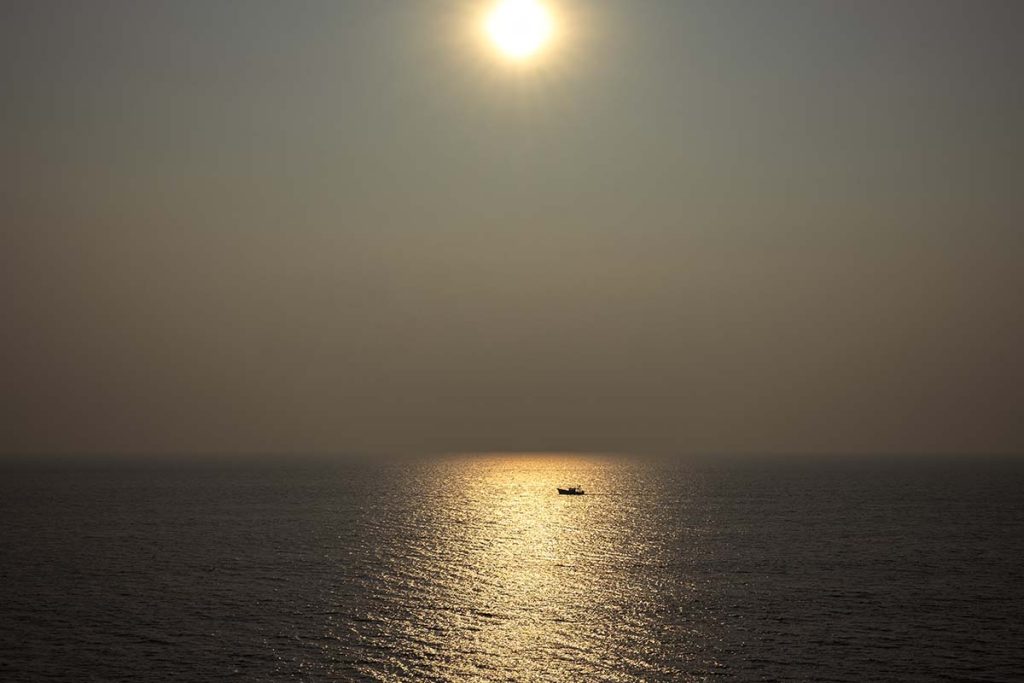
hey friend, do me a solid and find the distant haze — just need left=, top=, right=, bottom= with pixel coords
left=3, top=1, right=1023, bottom=456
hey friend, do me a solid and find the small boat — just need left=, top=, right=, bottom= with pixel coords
left=557, top=486, right=585, bottom=496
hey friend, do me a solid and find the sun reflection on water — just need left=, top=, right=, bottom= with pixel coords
left=390, top=454, right=706, bottom=680
left=337, top=453, right=718, bottom=681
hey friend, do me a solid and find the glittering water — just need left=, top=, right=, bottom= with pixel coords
left=1, top=455, right=1022, bottom=681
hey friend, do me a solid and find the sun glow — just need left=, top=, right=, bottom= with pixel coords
left=486, top=0, right=555, bottom=60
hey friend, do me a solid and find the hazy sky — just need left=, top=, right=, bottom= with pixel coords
left=3, top=0, right=1022, bottom=456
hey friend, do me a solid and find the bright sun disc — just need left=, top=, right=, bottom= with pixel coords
left=486, top=0, right=554, bottom=60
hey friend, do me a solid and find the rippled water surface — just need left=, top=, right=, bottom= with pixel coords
left=2, top=454, right=1023, bottom=681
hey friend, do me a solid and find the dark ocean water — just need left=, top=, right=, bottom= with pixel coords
left=1, top=454, right=1022, bottom=682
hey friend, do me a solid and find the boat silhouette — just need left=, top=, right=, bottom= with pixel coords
left=557, top=486, right=585, bottom=496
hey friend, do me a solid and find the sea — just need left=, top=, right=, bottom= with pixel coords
left=1, top=454, right=1022, bottom=682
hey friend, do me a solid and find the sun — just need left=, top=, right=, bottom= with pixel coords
left=486, top=0, right=555, bottom=61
